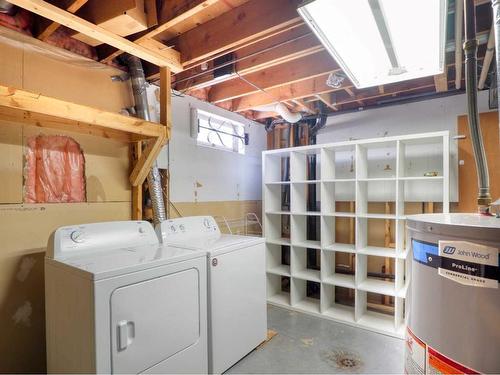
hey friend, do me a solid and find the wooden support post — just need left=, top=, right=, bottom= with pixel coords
left=131, top=141, right=143, bottom=220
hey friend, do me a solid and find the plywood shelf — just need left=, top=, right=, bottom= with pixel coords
left=0, top=84, right=169, bottom=187
left=263, top=131, right=451, bottom=338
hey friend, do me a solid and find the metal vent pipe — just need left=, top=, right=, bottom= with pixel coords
left=463, top=0, right=491, bottom=209
left=126, top=55, right=167, bottom=224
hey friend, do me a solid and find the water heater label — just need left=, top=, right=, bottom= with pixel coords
left=438, top=240, right=498, bottom=289
left=405, top=327, right=426, bottom=374
left=404, top=327, right=480, bottom=375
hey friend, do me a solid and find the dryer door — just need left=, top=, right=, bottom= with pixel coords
left=110, top=268, right=200, bottom=373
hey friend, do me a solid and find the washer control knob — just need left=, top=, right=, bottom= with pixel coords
left=138, top=227, right=146, bottom=234
left=203, top=218, right=211, bottom=228
left=70, top=230, right=85, bottom=243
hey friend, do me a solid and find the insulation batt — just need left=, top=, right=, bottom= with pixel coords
left=25, top=135, right=86, bottom=203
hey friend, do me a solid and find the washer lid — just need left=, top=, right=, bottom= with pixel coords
left=168, top=234, right=264, bottom=256
left=47, top=243, right=206, bottom=280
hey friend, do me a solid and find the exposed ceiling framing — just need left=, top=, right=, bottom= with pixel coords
left=3, top=0, right=495, bottom=122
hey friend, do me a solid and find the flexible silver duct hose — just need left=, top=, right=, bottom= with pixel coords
left=463, top=0, right=491, bottom=208
left=126, top=55, right=167, bottom=224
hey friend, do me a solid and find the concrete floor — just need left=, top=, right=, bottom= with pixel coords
left=227, top=305, right=405, bottom=374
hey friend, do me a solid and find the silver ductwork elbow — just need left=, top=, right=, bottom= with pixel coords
left=125, top=55, right=167, bottom=225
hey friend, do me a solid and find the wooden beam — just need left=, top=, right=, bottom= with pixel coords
left=131, top=141, right=143, bottom=220
left=168, top=26, right=322, bottom=90
left=208, top=51, right=338, bottom=103
left=434, top=71, right=448, bottom=92
left=291, top=99, right=316, bottom=114
left=175, top=0, right=303, bottom=68
left=228, top=73, right=346, bottom=112
left=378, top=85, right=385, bottom=94
left=129, top=134, right=167, bottom=186
left=0, top=85, right=165, bottom=138
left=160, top=66, right=172, bottom=130
left=8, top=0, right=183, bottom=72
left=478, top=25, right=495, bottom=90
left=315, top=93, right=338, bottom=111
left=344, top=87, right=364, bottom=105
left=37, top=0, right=88, bottom=40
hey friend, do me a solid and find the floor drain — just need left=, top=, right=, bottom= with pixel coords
left=322, top=349, right=363, bottom=371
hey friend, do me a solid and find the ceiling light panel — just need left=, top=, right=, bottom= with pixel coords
left=298, top=0, right=447, bottom=88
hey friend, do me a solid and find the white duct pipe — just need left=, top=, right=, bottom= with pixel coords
left=455, top=0, right=464, bottom=89
left=478, top=25, right=495, bottom=89
left=254, top=102, right=302, bottom=123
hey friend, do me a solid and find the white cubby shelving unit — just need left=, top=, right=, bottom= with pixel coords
left=262, top=131, right=450, bottom=338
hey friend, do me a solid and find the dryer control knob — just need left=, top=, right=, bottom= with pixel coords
left=70, top=230, right=85, bottom=243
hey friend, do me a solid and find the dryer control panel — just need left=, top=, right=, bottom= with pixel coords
left=47, top=221, right=159, bottom=259
left=156, top=216, right=220, bottom=244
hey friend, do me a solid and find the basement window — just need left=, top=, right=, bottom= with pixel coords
left=193, top=108, right=246, bottom=154
left=24, top=135, right=86, bottom=203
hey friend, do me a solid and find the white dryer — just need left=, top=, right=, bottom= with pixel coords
left=45, top=221, right=208, bottom=374
left=156, top=216, right=267, bottom=374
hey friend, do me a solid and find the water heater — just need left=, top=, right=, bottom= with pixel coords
left=405, top=214, right=500, bottom=374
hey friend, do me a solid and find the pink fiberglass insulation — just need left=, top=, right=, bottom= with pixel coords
left=25, top=135, right=86, bottom=203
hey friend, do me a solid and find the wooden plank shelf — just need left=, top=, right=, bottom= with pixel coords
left=0, top=84, right=168, bottom=187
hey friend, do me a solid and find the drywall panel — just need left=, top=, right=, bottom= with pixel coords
left=23, top=126, right=131, bottom=203
left=0, top=120, right=22, bottom=203
left=0, top=27, right=133, bottom=113
left=317, top=91, right=492, bottom=202
left=457, top=111, right=500, bottom=212
left=0, top=40, right=23, bottom=87
left=0, top=202, right=131, bottom=373
left=149, top=89, right=267, bottom=203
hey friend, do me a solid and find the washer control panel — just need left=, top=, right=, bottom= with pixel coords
left=156, top=216, right=220, bottom=243
left=47, top=221, right=158, bottom=259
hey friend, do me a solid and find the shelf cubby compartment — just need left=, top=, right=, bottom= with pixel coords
left=322, top=250, right=356, bottom=288
left=321, top=180, right=355, bottom=215
left=290, top=149, right=322, bottom=182
left=264, top=212, right=291, bottom=246
left=398, top=178, right=445, bottom=211
left=355, top=290, right=396, bottom=333
left=267, top=243, right=290, bottom=276
left=292, top=246, right=321, bottom=282
left=356, top=217, right=398, bottom=258
left=356, top=254, right=396, bottom=297
left=291, top=181, right=321, bottom=214
left=263, top=151, right=291, bottom=183
left=267, top=273, right=291, bottom=306
left=321, top=145, right=356, bottom=180
left=291, top=214, right=321, bottom=249
left=292, top=278, right=321, bottom=314
left=356, top=180, right=397, bottom=217
left=356, top=140, right=397, bottom=180
left=321, top=284, right=355, bottom=323
left=264, top=183, right=291, bottom=213
left=397, top=136, right=445, bottom=178
left=321, top=215, right=356, bottom=252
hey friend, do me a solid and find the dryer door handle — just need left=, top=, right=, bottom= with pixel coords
left=117, top=320, right=135, bottom=351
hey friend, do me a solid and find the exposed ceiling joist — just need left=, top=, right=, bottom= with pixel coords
left=37, top=0, right=88, bottom=40
left=7, top=0, right=183, bottom=72
left=434, top=70, right=449, bottom=92
left=169, top=26, right=322, bottom=90
left=176, top=0, right=303, bottom=68
left=315, top=93, right=338, bottom=111
left=228, top=73, right=350, bottom=112
left=208, top=51, right=338, bottom=103
left=291, top=98, right=317, bottom=114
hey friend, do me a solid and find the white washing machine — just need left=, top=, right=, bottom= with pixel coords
left=45, top=221, right=208, bottom=374
left=156, top=216, right=267, bottom=374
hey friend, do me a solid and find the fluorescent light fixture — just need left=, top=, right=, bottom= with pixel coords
left=298, top=0, right=447, bottom=88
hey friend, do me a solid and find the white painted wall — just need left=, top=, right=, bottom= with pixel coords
left=317, top=91, right=493, bottom=202
left=148, top=88, right=267, bottom=202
